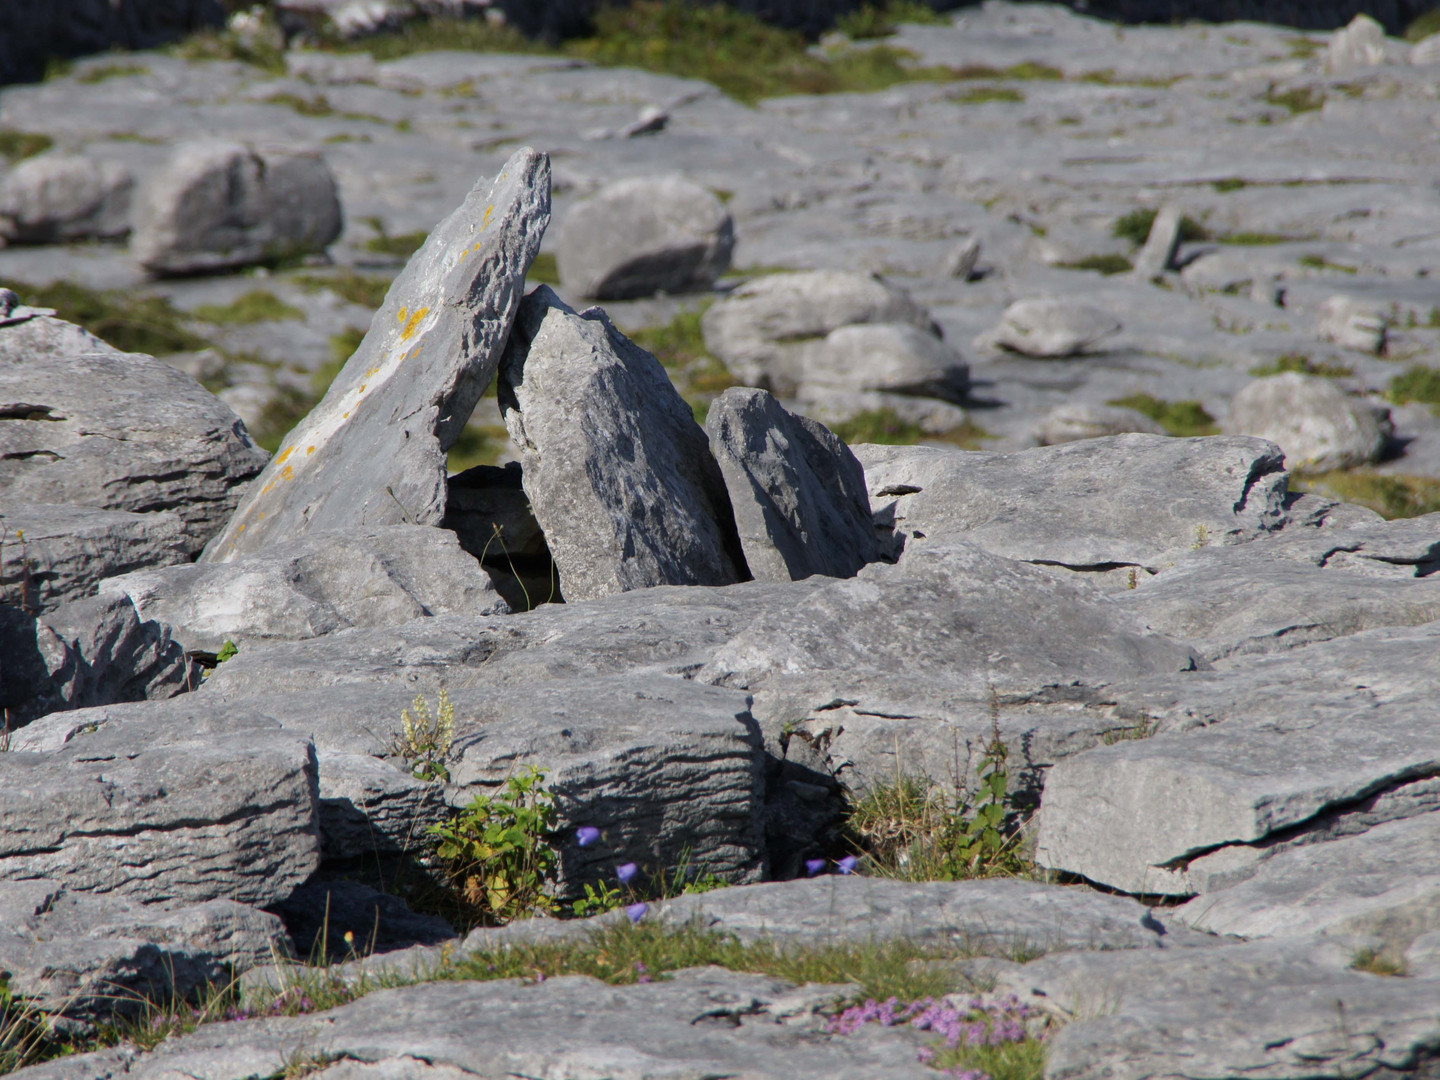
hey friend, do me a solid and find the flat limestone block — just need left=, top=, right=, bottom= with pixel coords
left=1036, top=626, right=1440, bottom=896
left=0, top=879, right=288, bottom=1022
left=102, top=524, right=510, bottom=655
left=1174, top=812, right=1440, bottom=957
left=854, top=434, right=1290, bottom=571
left=704, top=386, right=877, bottom=582
left=635, top=876, right=1213, bottom=953
left=0, top=315, right=268, bottom=555
left=202, top=147, right=551, bottom=563
left=18, top=968, right=928, bottom=1080
left=995, top=941, right=1440, bottom=1080
left=0, top=718, right=321, bottom=908
left=0, top=503, right=189, bottom=614
left=500, top=285, right=747, bottom=599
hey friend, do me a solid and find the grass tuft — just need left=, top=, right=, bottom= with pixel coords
left=950, top=86, right=1024, bottom=104
left=1295, top=470, right=1440, bottom=519
left=528, top=252, right=561, bottom=286
left=191, top=289, right=305, bottom=325
left=836, top=0, right=949, bottom=40
left=0, top=278, right=212, bottom=356
left=624, top=305, right=736, bottom=423
left=1216, top=229, right=1310, bottom=245
left=292, top=270, right=393, bottom=310
left=76, top=61, right=149, bottom=84
left=1058, top=254, right=1132, bottom=276
left=1249, top=353, right=1353, bottom=378
left=1111, top=208, right=1208, bottom=246
left=1212, top=177, right=1248, bottom=193
left=1350, top=946, right=1410, bottom=977
left=1107, top=393, right=1218, bottom=436
left=1405, top=9, right=1440, bottom=42
left=1387, top=365, right=1440, bottom=414
left=0, top=131, right=54, bottom=163
left=362, top=217, right=430, bottom=259
left=1265, top=85, right=1325, bottom=114
left=1299, top=253, right=1358, bottom=275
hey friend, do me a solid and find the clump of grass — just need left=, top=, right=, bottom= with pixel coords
left=263, top=92, right=337, bottom=117
left=362, top=217, right=430, bottom=259
left=528, top=252, right=561, bottom=286
left=1296, top=470, right=1440, bottom=519
left=1387, top=365, right=1440, bottom=413
left=1299, top=253, right=1358, bottom=274
left=191, top=289, right=305, bottom=325
left=829, top=407, right=924, bottom=445
left=1111, top=209, right=1209, bottom=246
left=1266, top=85, right=1325, bottom=113
left=1107, top=393, right=1218, bottom=436
left=1212, top=177, right=1248, bottom=193
left=836, top=0, right=948, bottom=39
left=76, top=61, right=149, bottom=84
left=172, top=23, right=286, bottom=72
left=950, top=86, right=1024, bottom=104
left=1405, top=9, right=1440, bottom=42
left=1058, top=253, right=1132, bottom=276
left=344, top=15, right=541, bottom=61
left=0, top=131, right=54, bottom=163
left=1351, top=946, right=1410, bottom=977
left=624, top=306, right=736, bottom=423
left=292, top=270, right=393, bottom=310
left=1249, top=353, right=1353, bottom=378
left=0, top=278, right=212, bottom=356
left=1288, top=36, right=1325, bottom=58
left=1216, top=229, right=1310, bottom=245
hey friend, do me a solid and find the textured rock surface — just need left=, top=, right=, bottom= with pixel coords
left=102, top=524, right=509, bottom=655
left=855, top=435, right=1290, bottom=570
left=0, top=154, right=132, bottom=244
left=556, top=175, right=734, bottom=299
left=130, top=141, right=341, bottom=274
left=702, top=271, right=938, bottom=397
left=0, top=503, right=189, bottom=613
left=981, top=297, right=1121, bottom=357
left=1036, top=623, right=1440, bottom=895
left=500, top=285, right=747, bottom=599
left=0, top=314, right=268, bottom=555
left=997, top=941, right=1440, bottom=1080
left=202, top=147, right=550, bottom=562
left=1174, top=813, right=1440, bottom=957
left=1316, top=294, right=1390, bottom=353
left=0, top=880, right=288, bottom=1022
left=0, top=718, right=321, bottom=907
left=0, top=593, right=197, bottom=725
left=705, top=387, right=877, bottom=582
left=800, top=322, right=970, bottom=402
left=1225, top=372, right=1392, bottom=471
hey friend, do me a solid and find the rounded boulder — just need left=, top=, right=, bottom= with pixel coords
left=1223, top=372, right=1392, bottom=472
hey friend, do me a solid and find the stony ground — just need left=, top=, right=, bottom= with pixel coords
left=2, top=5, right=1440, bottom=1080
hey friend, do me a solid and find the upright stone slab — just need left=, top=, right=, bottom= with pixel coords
left=704, top=387, right=877, bottom=581
left=499, top=285, right=747, bottom=600
left=202, top=148, right=551, bottom=563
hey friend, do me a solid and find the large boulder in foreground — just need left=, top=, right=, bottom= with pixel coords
left=0, top=717, right=320, bottom=908
left=202, top=147, right=551, bottom=563
left=0, top=297, right=268, bottom=556
left=704, top=387, right=877, bottom=582
left=130, top=141, right=342, bottom=275
left=556, top=175, right=733, bottom=300
left=102, top=524, right=510, bottom=656
left=499, top=285, right=747, bottom=600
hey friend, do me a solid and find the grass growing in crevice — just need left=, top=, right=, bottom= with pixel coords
left=1111, top=209, right=1208, bottom=246
left=949, top=86, right=1024, bottom=105
left=835, top=0, right=950, bottom=40
left=75, top=61, right=150, bottom=84
left=1299, top=253, right=1358, bottom=275
left=292, top=269, right=394, bottom=310
left=623, top=305, right=737, bottom=424
left=1107, top=393, right=1218, bottom=436
left=1212, top=177, right=1248, bottom=193
left=527, top=252, right=561, bottom=286
left=1249, top=353, right=1353, bottom=378
left=1215, top=229, right=1313, bottom=246
left=1265, top=85, right=1325, bottom=114
left=1057, top=253, right=1132, bottom=276
left=191, top=289, right=305, bottom=325
left=0, top=131, right=54, bottom=163
left=828, top=408, right=991, bottom=450
left=1350, top=946, right=1409, bottom=977
left=0, top=278, right=213, bottom=356
left=1294, top=470, right=1440, bottom=519
left=1387, top=365, right=1440, bottom=413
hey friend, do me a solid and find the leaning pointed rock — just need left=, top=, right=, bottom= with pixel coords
left=499, top=285, right=749, bottom=600
left=202, top=147, right=552, bottom=563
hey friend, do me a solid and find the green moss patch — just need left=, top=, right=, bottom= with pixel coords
left=0, top=131, right=53, bottom=163
left=1111, top=209, right=1208, bottom=246
left=1249, top=353, right=1353, bottom=378
left=292, top=270, right=394, bottom=310
left=76, top=61, right=150, bottom=84
left=191, top=290, right=305, bottom=325
left=950, top=86, right=1024, bottom=104
left=1387, top=365, right=1440, bottom=413
left=1296, top=470, right=1440, bottom=519
left=1107, top=393, right=1218, bottom=437
left=0, top=278, right=212, bottom=356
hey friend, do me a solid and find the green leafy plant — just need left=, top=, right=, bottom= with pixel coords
left=430, top=765, right=559, bottom=924
left=571, top=880, right=625, bottom=917
left=392, top=690, right=456, bottom=782
left=215, top=640, right=239, bottom=664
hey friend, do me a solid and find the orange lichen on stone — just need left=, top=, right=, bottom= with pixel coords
left=281, top=465, right=294, bottom=480
left=276, top=447, right=295, bottom=466
left=400, top=307, right=430, bottom=341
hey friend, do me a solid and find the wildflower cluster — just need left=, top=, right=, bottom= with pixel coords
left=805, top=854, right=859, bottom=876
left=224, top=987, right=318, bottom=1023
left=826, top=993, right=1038, bottom=1079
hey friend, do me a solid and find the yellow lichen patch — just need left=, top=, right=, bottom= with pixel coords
left=482, top=204, right=495, bottom=231
left=397, top=306, right=409, bottom=324
left=276, top=446, right=295, bottom=466
left=307, top=445, right=316, bottom=455
left=359, top=384, right=368, bottom=394
left=281, top=464, right=294, bottom=480
left=366, top=366, right=381, bottom=378
left=237, top=523, right=246, bottom=533
left=409, top=345, right=422, bottom=359
left=400, top=306, right=431, bottom=342
left=261, top=482, right=275, bottom=495
left=343, top=411, right=350, bottom=419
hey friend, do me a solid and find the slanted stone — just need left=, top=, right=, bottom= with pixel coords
left=0, top=312, right=268, bottom=556
left=1174, top=813, right=1440, bottom=959
left=1224, top=372, right=1392, bottom=471
left=202, top=147, right=551, bottom=563
left=556, top=175, right=733, bottom=299
left=1130, top=204, right=1182, bottom=282
left=704, top=387, right=877, bottom=582
left=855, top=434, right=1290, bottom=570
left=130, top=141, right=342, bottom=275
left=499, top=285, right=747, bottom=600
left=102, top=524, right=509, bottom=656
left=0, top=717, right=321, bottom=908
left=996, top=941, right=1440, bottom=1080
left=0, top=503, right=189, bottom=613
left=0, top=153, right=132, bottom=244
left=0, top=880, right=288, bottom=1023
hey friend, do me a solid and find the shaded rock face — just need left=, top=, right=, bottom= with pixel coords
left=101, top=524, right=510, bottom=656
left=704, top=387, right=877, bottom=582
left=0, top=313, right=268, bottom=557
left=202, top=146, right=551, bottom=563
left=499, top=285, right=748, bottom=600
left=130, top=141, right=342, bottom=275
left=556, top=175, right=734, bottom=300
